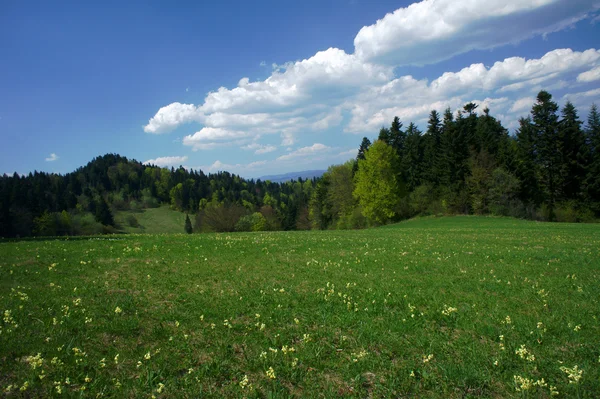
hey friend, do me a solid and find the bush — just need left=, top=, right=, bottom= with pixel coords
left=71, top=213, right=104, bottom=236
left=235, top=212, right=266, bottom=232
left=126, top=215, right=140, bottom=228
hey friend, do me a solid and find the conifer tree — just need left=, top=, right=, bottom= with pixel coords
left=184, top=214, right=193, bottom=234
left=558, top=101, right=587, bottom=201
left=422, top=110, right=442, bottom=185
left=532, top=91, right=561, bottom=220
left=584, top=104, right=600, bottom=211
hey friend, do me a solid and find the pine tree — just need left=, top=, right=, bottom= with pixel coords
left=401, top=123, right=423, bottom=191
left=584, top=104, right=600, bottom=211
left=95, top=197, right=114, bottom=226
left=378, top=127, right=391, bottom=146
left=389, top=116, right=406, bottom=155
left=515, top=117, right=542, bottom=206
left=353, top=137, right=372, bottom=174
left=532, top=91, right=561, bottom=220
left=423, top=110, right=442, bottom=185
left=558, top=101, right=587, bottom=201
left=184, top=214, right=193, bottom=234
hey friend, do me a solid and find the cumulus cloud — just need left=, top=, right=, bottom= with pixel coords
left=45, top=153, right=59, bottom=162
left=345, top=48, right=600, bottom=133
left=199, top=48, right=392, bottom=116
left=354, top=0, right=599, bottom=66
left=183, top=127, right=252, bottom=151
left=143, top=156, right=189, bottom=167
left=144, top=102, right=202, bottom=134
left=577, top=65, right=600, bottom=82
left=509, top=97, right=537, bottom=114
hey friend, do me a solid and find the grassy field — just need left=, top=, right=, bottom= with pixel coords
left=1, top=216, right=599, bottom=398
left=114, top=206, right=188, bottom=234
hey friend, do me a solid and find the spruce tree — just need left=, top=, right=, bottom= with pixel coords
left=515, top=117, right=542, bottom=206
left=389, top=116, right=406, bottom=155
left=423, top=110, right=442, bottom=185
left=532, top=91, right=561, bottom=220
left=184, top=214, right=193, bottom=234
left=584, top=104, right=600, bottom=211
left=353, top=137, right=372, bottom=174
left=95, top=197, right=114, bottom=226
left=558, top=101, right=587, bottom=201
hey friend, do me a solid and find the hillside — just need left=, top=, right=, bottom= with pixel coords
left=114, top=206, right=188, bottom=234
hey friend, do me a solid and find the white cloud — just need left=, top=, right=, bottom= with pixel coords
left=509, top=97, right=536, bottom=113
left=354, top=0, right=599, bottom=66
left=144, top=102, right=202, bottom=134
left=45, top=153, right=59, bottom=162
left=277, top=143, right=331, bottom=161
left=143, top=155, right=189, bottom=167
left=183, top=127, right=251, bottom=151
left=577, top=65, right=600, bottom=82
left=198, top=48, right=392, bottom=116
left=344, top=48, right=600, bottom=133
left=242, top=143, right=278, bottom=154
left=563, top=88, right=600, bottom=108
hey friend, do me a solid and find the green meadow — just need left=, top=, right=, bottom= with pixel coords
left=1, top=216, right=599, bottom=398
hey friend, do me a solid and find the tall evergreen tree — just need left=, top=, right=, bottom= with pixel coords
left=401, top=123, right=423, bottom=191
left=558, top=101, right=587, bottom=201
left=515, top=117, right=542, bottom=206
left=353, top=137, right=372, bottom=174
left=389, top=116, right=406, bottom=155
left=532, top=91, right=561, bottom=220
left=378, top=127, right=392, bottom=146
left=584, top=104, right=600, bottom=210
left=95, top=197, right=114, bottom=226
left=422, top=110, right=442, bottom=185
left=184, top=214, right=193, bottom=234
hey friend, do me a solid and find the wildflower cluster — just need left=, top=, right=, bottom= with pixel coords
left=441, top=304, right=457, bottom=316
left=515, top=344, right=535, bottom=362
left=560, top=365, right=583, bottom=384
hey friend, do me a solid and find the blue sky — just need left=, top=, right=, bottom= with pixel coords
left=1, top=0, right=599, bottom=178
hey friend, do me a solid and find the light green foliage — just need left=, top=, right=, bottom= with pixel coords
left=235, top=212, right=267, bottom=232
left=354, top=140, right=406, bottom=224
left=1, top=217, right=598, bottom=397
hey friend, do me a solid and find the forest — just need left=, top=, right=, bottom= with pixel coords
left=1, top=90, right=599, bottom=238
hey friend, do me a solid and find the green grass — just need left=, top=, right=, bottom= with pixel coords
left=1, top=216, right=599, bottom=398
left=114, top=205, right=188, bottom=234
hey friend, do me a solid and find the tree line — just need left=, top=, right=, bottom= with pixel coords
left=312, top=91, right=600, bottom=229
left=0, top=154, right=316, bottom=237
left=1, top=90, right=598, bottom=237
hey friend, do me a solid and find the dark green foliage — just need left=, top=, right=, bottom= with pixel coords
left=0, top=154, right=317, bottom=237
left=585, top=104, right=600, bottom=211
left=95, top=197, right=115, bottom=227
left=532, top=91, right=561, bottom=220
left=184, top=214, right=193, bottom=234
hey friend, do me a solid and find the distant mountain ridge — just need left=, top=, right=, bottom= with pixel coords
left=259, top=170, right=326, bottom=182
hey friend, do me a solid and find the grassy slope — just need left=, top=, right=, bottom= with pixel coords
left=114, top=205, right=188, bottom=234
left=1, top=216, right=599, bottom=398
